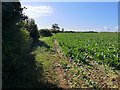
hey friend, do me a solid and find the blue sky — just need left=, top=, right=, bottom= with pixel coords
left=21, top=2, right=118, bottom=32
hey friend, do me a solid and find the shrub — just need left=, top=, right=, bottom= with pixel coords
left=39, top=29, right=52, bottom=37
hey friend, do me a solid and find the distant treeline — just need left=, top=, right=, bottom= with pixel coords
left=63, top=31, right=98, bottom=33
left=39, top=29, right=118, bottom=36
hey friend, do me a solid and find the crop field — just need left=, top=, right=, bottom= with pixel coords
left=38, top=32, right=120, bottom=88
left=53, top=33, right=119, bottom=70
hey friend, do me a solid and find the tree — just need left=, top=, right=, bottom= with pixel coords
left=29, top=24, right=40, bottom=42
left=51, top=23, right=60, bottom=33
left=62, top=28, right=64, bottom=32
left=39, top=29, right=52, bottom=37
left=2, top=2, right=30, bottom=88
left=28, top=19, right=40, bottom=42
left=18, top=18, right=40, bottom=43
left=52, top=24, right=59, bottom=30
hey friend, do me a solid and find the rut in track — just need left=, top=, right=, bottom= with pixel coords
left=53, top=39, right=70, bottom=88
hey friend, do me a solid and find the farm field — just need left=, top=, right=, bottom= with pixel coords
left=36, top=32, right=120, bottom=89
left=53, top=33, right=119, bottom=69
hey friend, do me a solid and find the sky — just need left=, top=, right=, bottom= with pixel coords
left=21, top=2, right=118, bottom=32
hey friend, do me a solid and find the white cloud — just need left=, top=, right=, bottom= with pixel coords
left=22, top=5, right=53, bottom=19
left=115, top=26, right=118, bottom=29
left=104, top=26, right=107, bottom=31
left=114, top=26, right=118, bottom=32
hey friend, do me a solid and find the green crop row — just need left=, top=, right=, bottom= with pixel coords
left=53, top=33, right=119, bottom=70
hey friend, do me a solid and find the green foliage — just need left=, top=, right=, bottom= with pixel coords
left=2, top=2, right=33, bottom=88
left=53, top=33, right=119, bottom=70
left=2, top=2, right=58, bottom=88
left=18, top=18, right=40, bottom=43
left=27, top=19, right=40, bottom=42
left=51, top=29, right=60, bottom=33
left=29, top=26, right=40, bottom=42
left=39, top=29, right=52, bottom=37
left=51, top=23, right=60, bottom=33
left=40, top=37, right=54, bottom=51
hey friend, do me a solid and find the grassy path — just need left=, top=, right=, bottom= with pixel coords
left=32, top=37, right=71, bottom=88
